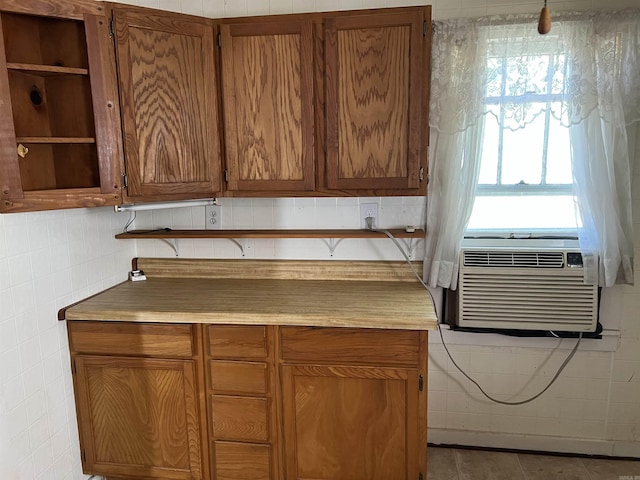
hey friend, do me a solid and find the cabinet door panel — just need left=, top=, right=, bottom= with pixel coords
left=74, top=356, right=202, bottom=479
left=214, top=441, right=272, bottom=480
left=221, top=20, right=314, bottom=192
left=115, top=10, right=221, bottom=200
left=325, top=10, right=427, bottom=193
left=211, top=396, right=270, bottom=442
left=282, top=364, right=419, bottom=480
left=210, top=360, right=268, bottom=395
left=207, top=325, right=268, bottom=360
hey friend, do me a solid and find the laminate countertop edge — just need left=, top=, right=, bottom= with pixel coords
left=62, top=276, right=438, bottom=331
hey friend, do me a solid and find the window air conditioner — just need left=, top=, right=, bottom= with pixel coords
left=457, top=248, right=598, bottom=332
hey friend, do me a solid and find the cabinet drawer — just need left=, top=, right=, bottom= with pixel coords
left=211, top=396, right=269, bottom=442
left=208, top=325, right=267, bottom=359
left=210, top=361, right=267, bottom=395
left=68, top=321, right=194, bottom=357
left=280, top=326, right=420, bottom=366
left=214, top=441, right=271, bottom=480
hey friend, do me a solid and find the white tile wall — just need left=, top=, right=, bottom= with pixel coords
left=126, top=0, right=640, bottom=460
left=0, top=208, right=135, bottom=480
left=1, top=1, right=639, bottom=479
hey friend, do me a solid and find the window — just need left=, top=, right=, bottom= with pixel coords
left=427, top=13, right=637, bottom=289
left=466, top=37, right=578, bottom=237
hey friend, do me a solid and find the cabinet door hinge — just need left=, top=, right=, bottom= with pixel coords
left=218, top=33, right=222, bottom=48
left=108, top=17, right=115, bottom=38
left=419, top=166, right=424, bottom=182
left=122, top=173, right=128, bottom=190
left=224, top=169, right=229, bottom=182
left=71, top=359, right=76, bottom=375
left=423, top=21, right=427, bottom=37
left=419, top=374, right=424, bottom=391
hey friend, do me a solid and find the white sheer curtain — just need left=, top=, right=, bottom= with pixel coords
left=424, top=10, right=640, bottom=289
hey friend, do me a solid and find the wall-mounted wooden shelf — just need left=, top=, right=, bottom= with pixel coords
left=7, top=63, right=89, bottom=76
left=115, top=228, right=424, bottom=240
left=115, top=228, right=425, bottom=257
left=16, top=137, right=96, bottom=144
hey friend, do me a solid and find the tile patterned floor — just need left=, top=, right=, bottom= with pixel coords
left=428, top=447, right=640, bottom=480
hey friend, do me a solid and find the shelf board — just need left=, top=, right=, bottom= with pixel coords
left=7, top=63, right=89, bottom=76
left=16, top=137, right=96, bottom=144
left=116, top=228, right=425, bottom=240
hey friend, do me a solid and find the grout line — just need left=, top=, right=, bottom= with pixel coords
left=515, top=453, right=529, bottom=480
left=577, top=457, right=595, bottom=480
left=452, top=448, right=462, bottom=480
left=602, top=351, right=616, bottom=454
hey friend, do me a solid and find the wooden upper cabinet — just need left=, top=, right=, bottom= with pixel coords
left=323, top=8, right=429, bottom=194
left=220, top=19, right=314, bottom=193
left=0, top=0, right=124, bottom=212
left=114, top=8, right=221, bottom=201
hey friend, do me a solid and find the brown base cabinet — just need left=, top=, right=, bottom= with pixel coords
left=68, top=321, right=428, bottom=480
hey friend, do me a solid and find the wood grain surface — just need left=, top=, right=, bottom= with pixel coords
left=211, top=396, right=270, bottom=442
left=74, top=356, right=202, bottom=479
left=0, top=0, right=104, bottom=20
left=136, top=258, right=424, bottom=282
left=214, top=442, right=271, bottom=480
left=221, top=20, right=314, bottom=192
left=84, top=13, right=124, bottom=197
left=325, top=9, right=426, bottom=192
left=0, top=9, right=124, bottom=211
left=210, top=361, right=268, bottom=395
left=68, top=321, right=194, bottom=357
left=116, top=227, right=424, bottom=240
left=338, top=25, right=410, bottom=179
left=63, top=277, right=436, bottom=330
left=280, top=326, right=420, bottom=366
left=281, top=363, right=418, bottom=479
left=115, top=9, right=220, bottom=199
left=207, top=325, right=268, bottom=359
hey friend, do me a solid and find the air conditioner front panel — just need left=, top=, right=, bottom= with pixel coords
left=458, top=251, right=598, bottom=332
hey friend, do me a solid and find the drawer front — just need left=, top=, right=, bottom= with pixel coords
left=208, top=325, right=267, bottom=359
left=280, top=326, right=420, bottom=366
left=214, top=441, right=271, bottom=480
left=211, top=396, right=269, bottom=442
left=210, top=361, right=268, bottom=395
left=68, top=321, right=194, bottom=358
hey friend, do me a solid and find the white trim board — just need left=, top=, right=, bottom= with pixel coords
left=428, top=428, right=640, bottom=458
left=430, top=326, right=620, bottom=352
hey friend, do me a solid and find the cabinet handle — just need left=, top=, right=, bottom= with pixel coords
left=17, top=144, right=29, bottom=158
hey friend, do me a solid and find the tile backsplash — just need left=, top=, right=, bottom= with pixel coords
left=0, top=208, right=134, bottom=480
left=133, top=197, right=426, bottom=260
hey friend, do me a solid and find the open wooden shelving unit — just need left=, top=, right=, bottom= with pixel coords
left=115, top=228, right=425, bottom=257
left=115, top=228, right=424, bottom=240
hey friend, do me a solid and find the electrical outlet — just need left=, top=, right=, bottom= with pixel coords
left=205, top=205, right=221, bottom=230
left=359, top=203, right=378, bottom=229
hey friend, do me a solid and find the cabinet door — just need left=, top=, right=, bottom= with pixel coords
left=220, top=20, right=314, bottom=193
left=324, top=9, right=428, bottom=193
left=0, top=4, right=124, bottom=213
left=114, top=9, right=221, bottom=201
left=281, top=364, right=420, bottom=480
left=73, top=356, right=202, bottom=480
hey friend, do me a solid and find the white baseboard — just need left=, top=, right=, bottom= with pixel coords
left=428, top=428, right=640, bottom=458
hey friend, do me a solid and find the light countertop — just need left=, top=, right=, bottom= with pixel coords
left=62, top=259, right=437, bottom=330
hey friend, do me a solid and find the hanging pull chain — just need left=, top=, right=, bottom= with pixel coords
left=538, top=0, right=551, bottom=34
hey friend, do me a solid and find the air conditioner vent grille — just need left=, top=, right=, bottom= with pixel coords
left=463, top=250, right=565, bottom=268
left=457, top=249, right=598, bottom=332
